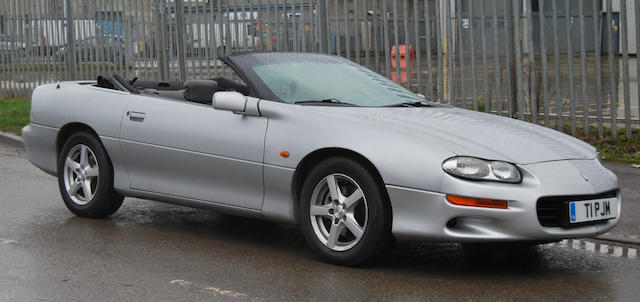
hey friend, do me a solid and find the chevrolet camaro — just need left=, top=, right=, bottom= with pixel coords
left=22, top=52, right=621, bottom=266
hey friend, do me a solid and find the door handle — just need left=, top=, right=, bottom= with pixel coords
left=128, top=111, right=146, bottom=121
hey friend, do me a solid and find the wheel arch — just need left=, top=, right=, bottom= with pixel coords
left=291, top=148, right=392, bottom=224
left=55, top=122, right=119, bottom=188
left=56, top=122, right=101, bottom=157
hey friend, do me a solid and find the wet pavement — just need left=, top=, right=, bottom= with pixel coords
left=1, top=142, right=639, bottom=301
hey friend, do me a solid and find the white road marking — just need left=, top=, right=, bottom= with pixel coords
left=0, top=239, right=18, bottom=244
left=205, top=286, right=249, bottom=298
left=170, top=279, right=260, bottom=301
left=550, top=240, right=638, bottom=260
left=572, top=239, right=582, bottom=249
left=613, top=246, right=623, bottom=257
left=585, top=241, right=595, bottom=252
left=599, top=244, right=610, bottom=254
left=169, top=280, right=192, bottom=286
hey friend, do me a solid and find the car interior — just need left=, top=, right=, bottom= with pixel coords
left=95, top=74, right=250, bottom=105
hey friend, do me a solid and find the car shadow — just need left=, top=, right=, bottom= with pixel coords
left=56, top=198, right=610, bottom=277
left=37, top=200, right=616, bottom=301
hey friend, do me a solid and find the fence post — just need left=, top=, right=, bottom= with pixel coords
left=636, top=0, right=640, bottom=133
left=175, top=0, right=187, bottom=81
left=513, top=0, right=524, bottom=120
left=65, top=0, right=76, bottom=80
left=155, top=0, right=168, bottom=81
left=318, top=0, right=329, bottom=53
left=621, top=0, right=631, bottom=138
left=504, top=0, right=516, bottom=118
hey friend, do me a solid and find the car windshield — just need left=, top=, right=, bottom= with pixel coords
left=232, top=53, right=427, bottom=107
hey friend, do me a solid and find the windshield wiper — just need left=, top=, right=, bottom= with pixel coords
left=294, top=99, right=359, bottom=106
left=384, top=100, right=434, bottom=107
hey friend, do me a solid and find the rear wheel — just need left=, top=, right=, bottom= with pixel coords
left=299, top=157, right=393, bottom=266
left=57, top=132, right=124, bottom=218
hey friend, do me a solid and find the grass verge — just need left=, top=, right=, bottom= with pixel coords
left=0, top=98, right=30, bottom=135
left=577, top=129, right=640, bottom=164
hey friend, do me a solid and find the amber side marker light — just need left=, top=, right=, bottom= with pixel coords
left=280, top=151, right=290, bottom=158
left=446, top=195, right=508, bottom=209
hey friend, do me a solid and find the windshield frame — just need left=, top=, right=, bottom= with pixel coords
left=225, top=52, right=431, bottom=107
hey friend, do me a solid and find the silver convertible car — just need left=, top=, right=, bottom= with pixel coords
left=23, top=52, right=620, bottom=266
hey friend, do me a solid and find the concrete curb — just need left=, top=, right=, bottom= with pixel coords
left=595, top=234, right=640, bottom=246
left=0, top=131, right=23, bottom=148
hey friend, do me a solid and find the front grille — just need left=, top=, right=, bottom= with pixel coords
left=536, top=190, right=618, bottom=227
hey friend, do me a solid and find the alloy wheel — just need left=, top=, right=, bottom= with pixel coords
left=309, top=173, right=368, bottom=251
left=62, top=144, right=100, bottom=205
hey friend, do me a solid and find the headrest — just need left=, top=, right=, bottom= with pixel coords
left=96, top=76, right=115, bottom=89
left=213, top=77, right=250, bottom=95
left=112, top=74, right=138, bottom=93
left=183, top=80, right=219, bottom=104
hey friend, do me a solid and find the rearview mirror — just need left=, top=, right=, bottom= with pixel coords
left=212, top=91, right=260, bottom=116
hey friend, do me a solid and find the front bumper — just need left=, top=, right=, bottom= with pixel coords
left=387, top=158, right=621, bottom=242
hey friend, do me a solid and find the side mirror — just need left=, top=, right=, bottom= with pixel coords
left=213, top=91, right=246, bottom=113
left=212, top=91, right=261, bottom=116
left=417, top=93, right=426, bottom=99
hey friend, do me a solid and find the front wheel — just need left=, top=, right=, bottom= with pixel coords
left=299, top=157, right=393, bottom=266
left=57, top=132, right=124, bottom=218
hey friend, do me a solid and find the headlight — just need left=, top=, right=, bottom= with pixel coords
left=442, top=156, right=522, bottom=183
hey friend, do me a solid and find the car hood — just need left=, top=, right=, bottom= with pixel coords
left=302, top=106, right=596, bottom=165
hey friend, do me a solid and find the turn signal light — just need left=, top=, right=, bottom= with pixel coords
left=280, top=151, right=290, bottom=158
left=446, top=195, right=508, bottom=209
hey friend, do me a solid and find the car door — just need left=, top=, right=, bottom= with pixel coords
left=119, top=95, right=267, bottom=210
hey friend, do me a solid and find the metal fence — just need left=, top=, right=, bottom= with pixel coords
left=1, top=0, right=639, bottom=137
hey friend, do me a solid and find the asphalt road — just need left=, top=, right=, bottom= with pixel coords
left=1, top=141, right=639, bottom=302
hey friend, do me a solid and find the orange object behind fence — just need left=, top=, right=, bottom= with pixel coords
left=390, top=44, right=415, bottom=83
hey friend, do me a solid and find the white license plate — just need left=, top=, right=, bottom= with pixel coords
left=569, top=197, right=618, bottom=223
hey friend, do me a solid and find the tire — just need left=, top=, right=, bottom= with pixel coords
left=57, top=132, right=124, bottom=218
left=299, top=157, right=393, bottom=266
